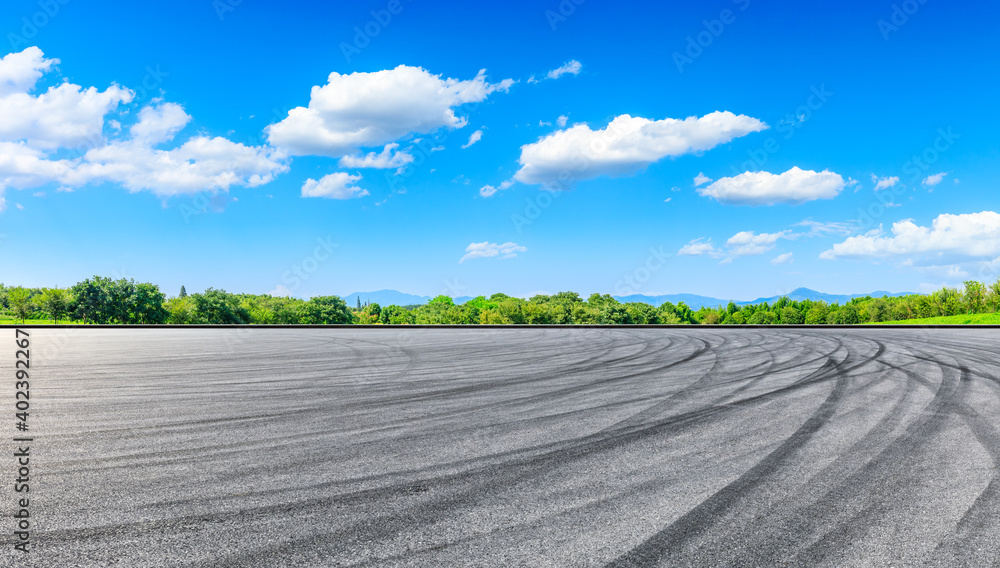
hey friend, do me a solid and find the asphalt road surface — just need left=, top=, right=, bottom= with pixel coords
left=2, top=327, right=999, bottom=567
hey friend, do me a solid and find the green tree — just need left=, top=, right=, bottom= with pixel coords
left=39, top=288, right=70, bottom=323
left=303, top=296, right=355, bottom=324
left=988, top=279, right=1000, bottom=313
left=626, top=302, right=659, bottom=325
left=191, top=288, right=250, bottom=324
left=479, top=308, right=511, bottom=324
left=7, top=287, right=33, bottom=323
left=805, top=302, right=829, bottom=324
left=132, top=283, right=168, bottom=324
left=701, top=312, right=722, bottom=325
left=597, top=303, right=631, bottom=324
left=165, top=297, right=197, bottom=324
left=865, top=298, right=890, bottom=322
left=179, top=285, right=188, bottom=298
left=380, top=304, right=414, bottom=325
left=780, top=306, right=805, bottom=324
left=428, top=295, right=454, bottom=306
left=747, top=310, right=776, bottom=325
left=963, top=280, right=986, bottom=314
left=71, top=276, right=113, bottom=323
left=463, top=296, right=497, bottom=322
left=357, top=302, right=382, bottom=324
left=723, top=310, right=746, bottom=325
left=836, top=304, right=860, bottom=324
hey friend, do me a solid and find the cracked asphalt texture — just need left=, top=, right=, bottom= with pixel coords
left=2, top=327, right=999, bottom=567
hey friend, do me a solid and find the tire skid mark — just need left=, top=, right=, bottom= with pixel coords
left=602, top=335, right=887, bottom=567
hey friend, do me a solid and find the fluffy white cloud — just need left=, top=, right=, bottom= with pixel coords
left=0, top=141, right=76, bottom=190
left=129, top=103, right=190, bottom=146
left=460, top=241, right=526, bottom=263
left=65, top=102, right=287, bottom=196
left=820, top=211, right=1000, bottom=260
left=556, top=115, right=568, bottom=127
left=547, top=60, right=582, bottom=80
left=693, top=172, right=712, bottom=186
left=923, top=172, right=948, bottom=186
left=726, top=230, right=789, bottom=256
left=479, top=179, right=514, bottom=198
left=871, top=174, right=899, bottom=190
left=0, top=47, right=56, bottom=96
left=0, top=47, right=133, bottom=151
left=698, top=167, right=845, bottom=205
left=681, top=231, right=793, bottom=262
left=771, top=252, right=794, bottom=265
left=515, top=111, right=767, bottom=187
left=461, top=129, right=483, bottom=149
left=0, top=49, right=289, bottom=205
left=301, top=172, right=369, bottom=199
left=337, top=143, right=413, bottom=170
left=74, top=134, right=287, bottom=196
left=677, top=238, right=720, bottom=257
left=266, top=65, right=513, bottom=157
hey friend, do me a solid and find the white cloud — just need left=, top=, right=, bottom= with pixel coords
left=820, top=211, right=1000, bottom=260
left=337, top=143, right=413, bottom=170
left=461, top=129, right=483, bottom=149
left=515, top=111, right=767, bottom=187
left=0, top=49, right=289, bottom=205
left=301, top=172, right=369, bottom=199
left=129, top=103, right=191, bottom=146
left=556, top=115, right=568, bottom=127
left=726, top=230, right=789, bottom=256
left=923, top=172, right=948, bottom=186
left=682, top=231, right=793, bottom=262
left=460, top=241, right=527, bottom=263
left=698, top=167, right=845, bottom=205
left=693, top=172, right=712, bottom=186
left=770, top=252, right=794, bottom=265
left=479, top=179, right=514, bottom=198
left=677, top=238, right=720, bottom=257
left=871, top=174, right=899, bottom=190
left=0, top=47, right=57, bottom=96
left=266, top=65, right=513, bottom=157
left=0, top=141, right=76, bottom=191
left=795, top=219, right=856, bottom=237
left=72, top=104, right=288, bottom=197
left=268, top=284, right=293, bottom=297
left=0, top=48, right=133, bottom=151
left=547, top=60, right=582, bottom=80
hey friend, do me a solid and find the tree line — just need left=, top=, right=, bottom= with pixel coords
left=1, top=276, right=999, bottom=325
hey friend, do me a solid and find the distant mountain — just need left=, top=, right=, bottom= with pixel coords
left=738, top=287, right=914, bottom=306
left=612, top=294, right=732, bottom=310
left=341, top=288, right=914, bottom=310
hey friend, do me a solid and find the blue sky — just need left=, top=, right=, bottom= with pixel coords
left=1, top=0, right=999, bottom=300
